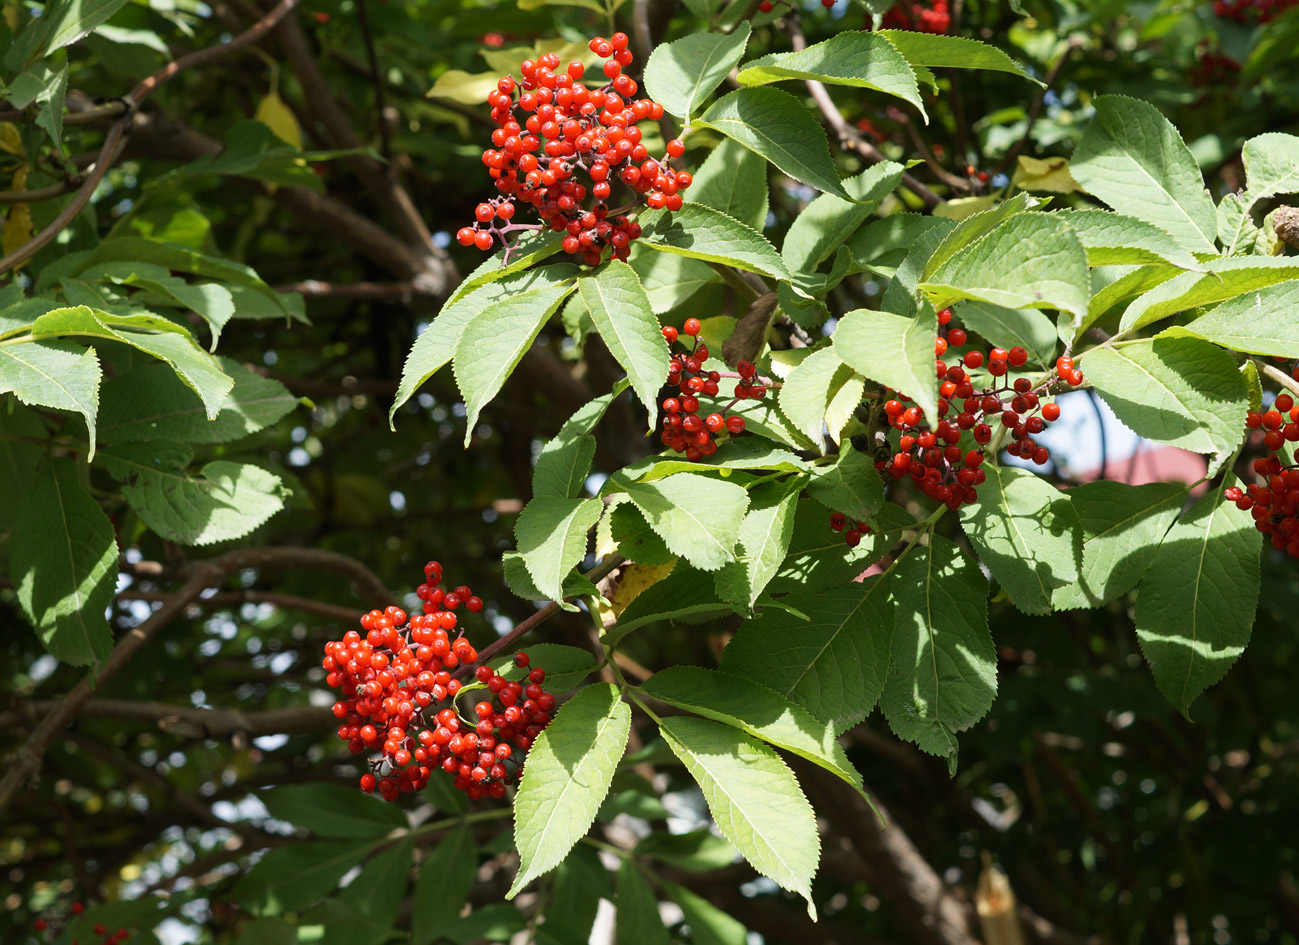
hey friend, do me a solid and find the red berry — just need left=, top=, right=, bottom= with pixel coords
left=683, top=318, right=701, bottom=336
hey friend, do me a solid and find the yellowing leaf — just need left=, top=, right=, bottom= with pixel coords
left=1012, top=155, right=1081, bottom=194
left=595, top=561, right=676, bottom=629
left=933, top=194, right=998, bottom=219
left=0, top=122, right=22, bottom=156
left=254, top=91, right=303, bottom=149
left=427, top=69, right=500, bottom=105
left=4, top=166, right=32, bottom=266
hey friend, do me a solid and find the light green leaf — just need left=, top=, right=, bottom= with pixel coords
left=621, top=473, right=750, bottom=571
left=782, top=163, right=904, bottom=274
left=881, top=536, right=994, bottom=771
left=31, top=0, right=130, bottom=56
left=806, top=446, right=883, bottom=524
left=533, top=434, right=597, bottom=501
left=1070, top=95, right=1218, bottom=255
left=579, top=262, right=669, bottom=423
left=1184, top=279, right=1299, bottom=356
left=1084, top=333, right=1249, bottom=473
left=833, top=306, right=939, bottom=420
left=920, top=192, right=1039, bottom=282
left=958, top=465, right=1081, bottom=615
left=920, top=214, right=1090, bottom=325
left=633, top=829, right=735, bottom=871
left=698, top=88, right=852, bottom=200
left=1241, top=132, right=1299, bottom=205
left=502, top=552, right=601, bottom=604
left=615, top=861, right=669, bottom=945
left=100, top=444, right=288, bottom=546
left=12, top=458, right=117, bottom=666
left=234, top=839, right=376, bottom=915
left=1052, top=481, right=1186, bottom=611
left=1119, top=257, right=1299, bottom=333
left=261, top=783, right=407, bottom=839
left=0, top=340, right=101, bottom=451
left=877, top=30, right=1040, bottom=83
left=638, top=202, right=789, bottom=280
left=515, top=497, right=602, bottom=605
left=643, top=24, right=752, bottom=120
left=713, top=486, right=798, bottom=609
left=489, top=643, right=597, bottom=694
left=628, top=244, right=722, bottom=314
left=412, top=825, right=476, bottom=945
left=642, top=665, right=866, bottom=795
left=720, top=577, right=893, bottom=732
left=616, top=438, right=809, bottom=482
left=952, top=301, right=1057, bottom=369
left=660, top=716, right=819, bottom=918
left=1084, top=263, right=1180, bottom=331
left=1134, top=485, right=1261, bottom=716
left=660, top=882, right=747, bottom=945
left=768, top=500, right=913, bottom=597
left=688, top=138, right=770, bottom=232
left=777, top=345, right=864, bottom=450
left=737, top=32, right=925, bottom=120
left=605, top=566, right=732, bottom=646
left=447, top=232, right=567, bottom=308
left=77, top=238, right=281, bottom=310
left=508, top=683, right=631, bottom=897
left=1057, top=209, right=1205, bottom=270
left=848, top=213, right=952, bottom=278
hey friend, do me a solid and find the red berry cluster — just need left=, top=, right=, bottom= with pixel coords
left=1189, top=44, right=1240, bottom=89
left=875, top=309, right=1083, bottom=510
left=828, top=512, right=871, bottom=547
left=881, top=0, right=951, bottom=33
left=660, top=318, right=763, bottom=459
left=455, top=33, right=691, bottom=267
left=323, top=562, right=552, bottom=801
left=1225, top=394, right=1299, bottom=557
left=1213, top=0, right=1297, bottom=21
left=31, top=903, right=130, bottom=945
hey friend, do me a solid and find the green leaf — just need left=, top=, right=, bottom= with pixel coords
left=453, top=274, right=578, bottom=444
left=628, top=245, right=722, bottom=314
left=447, top=231, right=567, bottom=308
left=698, top=88, right=852, bottom=200
left=632, top=828, right=737, bottom=871
left=0, top=340, right=101, bottom=451
left=877, top=30, right=1040, bottom=83
left=533, top=434, right=597, bottom=501
left=98, top=358, right=297, bottom=444
left=31, top=0, right=130, bottom=56
left=435, top=904, right=527, bottom=944
left=12, top=458, right=117, bottom=666
left=621, top=473, right=750, bottom=571
left=514, top=497, right=602, bottom=605
left=616, top=438, right=810, bottom=482
left=1083, top=263, right=1180, bottom=331
left=833, top=306, right=939, bottom=420
left=297, top=899, right=392, bottom=945
left=234, top=839, right=376, bottom=915
left=1184, top=279, right=1299, bottom=356
left=99, top=444, right=288, bottom=546
left=1118, top=258, right=1299, bottom=334
left=806, top=446, right=884, bottom=523
left=391, top=265, right=577, bottom=428
left=713, top=486, right=798, bottom=609
left=659, top=716, right=819, bottom=918
left=1052, top=481, right=1186, bottom=610
left=1134, top=485, right=1261, bottom=716
left=1240, top=132, right=1299, bottom=205
left=605, top=565, right=733, bottom=646
left=920, top=214, right=1090, bottom=325
left=920, top=193, right=1039, bottom=282
left=615, top=862, right=669, bottom=945
left=768, top=499, right=914, bottom=597
left=661, top=882, right=747, bottom=945
left=579, top=262, right=669, bottom=423
left=608, top=501, right=677, bottom=565
left=261, top=783, right=407, bottom=839
left=1084, top=333, right=1249, bottom=473
left=958, top=465, right=1081, bottom=615
left=638, top=202, right=789, bottom=280
left=688, top=138, right=770, bottom=232
left=502, top=552, right=601, bottom=604
left=412, top=825, right=477, bottom=945
left=881, top=536, right=994, bottom=771
left=78, top=238, right=281, bottom=309
left=338, top=838, right=413, bottom=944
left=508, top=683, right=630, bottom=897
left=643, top=24, right=752, bottom=120
left=0, top=405, right=44, bottom=531
left=1070, top=95, right=1218, bottom=255
left=1057, top=209, right=1205, bottom=270
left=720, top=577, right=893, bottom=732
left=737, top=32, right=925, bottom=120
left=490, top=643, right=597, bottom=694
left=777, top=345, right=864, bottom=449
left=782, top=163, right=904, bottom=275
left=848, top=214, right=952, bottom=278
left=642, top=665, right=866, bottom=795
left=952, top=301, right=1057, bottom=369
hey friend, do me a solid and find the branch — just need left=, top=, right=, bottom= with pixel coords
left=275, top=279, right=436, bottom=301
left=0, top=175, right=85, bottom=205
left=1, top=700, right=331, bottom=742
left=1257, top=359, right=1299, bottom=399
left=0, top=0, right=306, bottom=275
left=117, top=587, right=361, bottom=623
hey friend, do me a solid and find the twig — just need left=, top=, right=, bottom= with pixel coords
left=995, top=39, right=1080, bottom=179
left=0, top=175, right=85, bottom=205
left=899, top=115, right=971, bottom=193
left=116, top=587, right=361, bottom=623
left=0, top=700, right=332, bottom=741
left=0, top=0, right=306, bottom=276
left=0, top=100, right=129, bottom=125
left=275, top=279, right=434, bottom=300
left=353, top=0, right=393, bottom=163
left=1257, top=359, right=1299, bottom=399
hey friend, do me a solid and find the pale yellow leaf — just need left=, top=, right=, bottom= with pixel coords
left=1012, top=155, right=1081, bottom=194
left=254, top=91, right=303, bottom=149
left=0, top=122, right=21, bottom=157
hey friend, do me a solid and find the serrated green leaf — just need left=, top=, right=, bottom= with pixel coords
left=412, top=825, right=476, bottom=945
left=1184, top=279, right=1299, bottom=356
left=609, top=501, right=677, bottom=565
left=698, top=88, right=852, bottom=200
left=502, top=552, right=601, bottom=603
left=234, top=839, right=376, bottom=915
left=878, top=30, right=1040, bottom=82
left=1134, top=485, right=1261, bottom=716
left=447, top=232, right=567, bottom=308
left=76, top=237, right=281, bottom=309
left=638, top=202, right=789, bottom=280
left=783, top=162, right=903, bottom=275
left=643, top=666, right=866, bottom=795
left=737, top=32, right=925, bottom=121
left=1070, top=95, right=1218, bottom=255
left=508, top=683, right=630, bottom=897
left=627, top=245, right=722, bottom=314
left=1052, top=481, right=1186, bottom=610
left=1241, top=132, right=1299, bottom=205
left=100, top=443, right=288, bottom=546
left=621, top=473, right=749, bottom=571
left=661, top=882, right=747, bottom=945
left=958, top=465, right=1081, bottom=615
left=721, top=577, right=893, bottom=732
left=920, top=193, right=1039, bottom=282
left=490, top=643, right=597, bottom=694
left=833, top=306, right=939, bottom=419
left=659, top=715, right=819, bottom=918
left=1119, top=258, right=1299, bottom=333
left=616, top=438, right=810, bottom=482
left=261, top=783, right=407, bottom=838
left=616, top=861, right=669, bottom=945
left=1084, top=333, right=1249, bottom=473
left=633, top=828, right=737, bottom=872
left=768, top=500, right=913, bottom=597
left=643, top=24, right=752, bottom=119
left=806, top=446, right=884, bottom=523
left=605, top=565, right=732, bottom=647
left=12, top=458, right=117, bottom=665
left=952, top=301, right=1057, bottom=369
left=515, top=497, right=602, bottom=604
left=688, top=138, right=770, bottom=232
left=777, top=346, right=863, bottom=450
left=435, top=904, right=527, bottom=944
left=533, top=433, right=597, bottom=501
left=1057, top=209, right=1205, bottom=271
left=579, top=262, right=669, bottom=423
left=338, top=838, right=413, bottom=944
left=848, top=214, right=952, bottom=278
left=1084, top=263, right=1180, bottom=332
left=714, top=485, right=798, bottom=609
left=881, top=536, right=994, bottom=770
left=0, top=340, right=100, bottom=451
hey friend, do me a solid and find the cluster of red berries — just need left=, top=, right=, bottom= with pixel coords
left=965, top=164, right=992, bottom=184
left=874, top=309, right=1082, bottom=510
left=455, top=34, right=691, bottom=267
left=31, top=903, right=129, bottom=945
left=660, top=318, right=763, bottom=459
left=323, top=561, right=553, bottom=801
left=829, top=512, right=871, bottom=548
left=1212, top=0, right=1297, bottom=21
left=1225, top=394, right=1299, bottom=558
left=1190, top=45, right=1240, bottom=89
left=881, top=0, right=951, bottom=33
